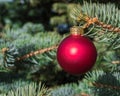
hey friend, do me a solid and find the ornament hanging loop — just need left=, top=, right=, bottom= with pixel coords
left=70, top=26, right=84, bottom=35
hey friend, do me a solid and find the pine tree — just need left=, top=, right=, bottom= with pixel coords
left=0, top=0, right=120, bottom=96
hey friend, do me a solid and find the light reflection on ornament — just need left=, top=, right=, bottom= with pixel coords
left=70, top=47, right=77, bottom=55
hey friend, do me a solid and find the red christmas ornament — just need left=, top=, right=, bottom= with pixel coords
left=57, top=26, right=97, bottom=75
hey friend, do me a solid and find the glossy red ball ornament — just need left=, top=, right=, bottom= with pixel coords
left=57, top=26, right=97, bottom=75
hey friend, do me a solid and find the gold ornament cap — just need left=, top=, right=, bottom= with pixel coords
left=70, top=26, right=84, bottom=35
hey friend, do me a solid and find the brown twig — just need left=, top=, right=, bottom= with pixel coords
left=1, top=45, right=58, bottom=61
left=93, top=82, right=120, bottom=90
left=95, top=20, right=120, bottom=32
left=16, top=45, right=58, bottom=61
left=112, top=60, right=120, bottom=64
left=77, top=14, right=120, bottom=32
left=0, top=48, right=9, bottom=54
left=75, top=93, right=90, bottom=96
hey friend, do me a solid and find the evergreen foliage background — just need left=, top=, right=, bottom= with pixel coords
left=0, top=0, right=120, bottom=96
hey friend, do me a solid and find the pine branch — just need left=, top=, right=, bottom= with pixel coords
left=70, top=2, right=120, bottom=50
left=0, top=45, right=58, bottom=71
left=0, top=26, right=62, bottom=71
left=71, top=6, right=120, bottom=33
left=1, top=81, right=50, bottom=96
left=71, top=2, right=120, bottom=31
left=85, top=70, right=120, bottom=96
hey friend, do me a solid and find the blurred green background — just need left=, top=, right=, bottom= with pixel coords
left=0, top=0, right=119, bottom=33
